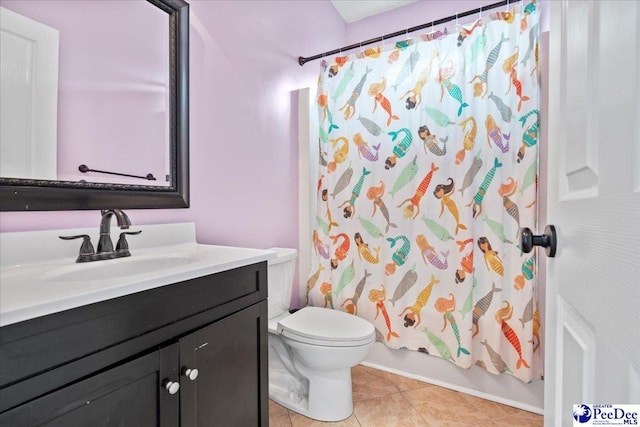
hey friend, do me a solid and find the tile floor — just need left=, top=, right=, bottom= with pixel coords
left=269, top=365, right=543, bottom=427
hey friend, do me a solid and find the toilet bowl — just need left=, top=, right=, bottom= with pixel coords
left=267, top=248, right=374, bottom=422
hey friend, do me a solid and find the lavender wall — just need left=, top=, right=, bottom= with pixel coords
left=0, top=0, right=345, bottom=252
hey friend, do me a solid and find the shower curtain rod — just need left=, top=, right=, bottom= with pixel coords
left=298, top=0, right=510, bottom=66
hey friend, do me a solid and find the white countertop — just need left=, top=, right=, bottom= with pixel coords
left=0, top=223, right=276, bottom=327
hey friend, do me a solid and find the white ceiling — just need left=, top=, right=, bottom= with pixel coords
left=330, top=0, right=419, bottom=23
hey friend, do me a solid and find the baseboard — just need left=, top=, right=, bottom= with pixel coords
left=362, top=342, right=544, bottom=415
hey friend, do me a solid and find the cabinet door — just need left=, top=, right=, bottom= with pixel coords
left=0, top=344, right=180, bottom=427
left=180, top=301, right=268, bottom=426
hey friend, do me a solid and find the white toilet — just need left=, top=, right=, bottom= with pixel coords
left=267, top=248, right=375, bottom=422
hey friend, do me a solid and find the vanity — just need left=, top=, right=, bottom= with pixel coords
left=0, top=223, right=274, bottom=426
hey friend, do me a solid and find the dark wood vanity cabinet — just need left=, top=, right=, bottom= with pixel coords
left=0, top=262, right=268, bottom=426
left=180, top=303, right=266, bottom=426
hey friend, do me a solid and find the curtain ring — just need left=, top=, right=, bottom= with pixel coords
left=479, top=6, right=482, bottom=19
left=455, top=13, right=459, bottom=28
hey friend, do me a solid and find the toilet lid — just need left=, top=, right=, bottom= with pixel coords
left=277, top=306, right=375, bottom=347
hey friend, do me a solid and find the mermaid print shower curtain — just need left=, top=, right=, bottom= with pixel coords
left=308, top=3, right=541, bottom=382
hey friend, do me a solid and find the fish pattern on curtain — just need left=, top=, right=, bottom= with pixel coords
left=307, top=3, right=541, bottom=383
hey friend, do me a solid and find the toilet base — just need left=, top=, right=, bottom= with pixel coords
left=269, top=333, right=357, bottom=422
left=269, top=368, right=354, bottom=422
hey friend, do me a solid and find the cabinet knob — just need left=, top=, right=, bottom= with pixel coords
left=163, top=379, right=180, bottom=395
left=182, top=367, right=199, bottom=381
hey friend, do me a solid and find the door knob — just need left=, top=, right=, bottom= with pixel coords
left=520, top=225, right=557, bottom=257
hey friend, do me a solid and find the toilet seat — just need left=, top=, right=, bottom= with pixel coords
left=277, top=306, right=375, bottom=347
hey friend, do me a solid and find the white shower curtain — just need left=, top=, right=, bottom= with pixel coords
left=308, top=3, right=541, bottom=383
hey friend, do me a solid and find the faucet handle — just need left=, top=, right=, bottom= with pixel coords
left=116, top=230, right=142, bottom=257
left=59, top=234, right=95, bottom=263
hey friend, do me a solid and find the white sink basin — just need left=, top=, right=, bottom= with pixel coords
left=42, top=253, right=207, bottom=283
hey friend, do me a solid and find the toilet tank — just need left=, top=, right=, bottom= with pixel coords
left=267, top=247, right=298, bottom=319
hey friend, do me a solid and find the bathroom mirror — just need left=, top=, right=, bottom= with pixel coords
left=0, top=0, right=189, bottom=211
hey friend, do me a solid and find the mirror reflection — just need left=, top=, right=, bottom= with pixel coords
left=0, top=0, right=170, bottom=186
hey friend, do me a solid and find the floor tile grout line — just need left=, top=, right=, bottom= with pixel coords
left=398, top=388, right=435, bottom=427
left=352, top=411, right=363, bottom=426
left=399, top=388, right=503, bottom=427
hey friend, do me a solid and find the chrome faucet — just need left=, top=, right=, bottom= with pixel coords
left=97, top=209, right=131, bottom=254
left=59, top=209, right=141, bottom=263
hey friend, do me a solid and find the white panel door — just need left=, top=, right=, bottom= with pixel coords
left=0, top=6, right=58, bottom=180
left=545, top=1, right=640, bottom=426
